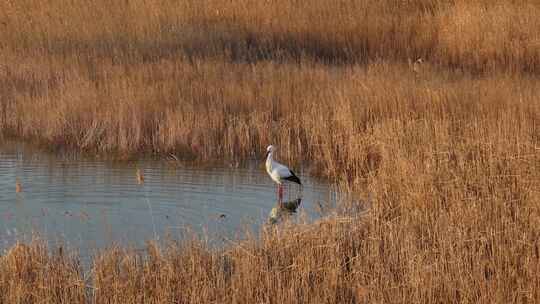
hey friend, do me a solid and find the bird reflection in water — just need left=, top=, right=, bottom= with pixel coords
left=268, top=197, right=302, bottom=224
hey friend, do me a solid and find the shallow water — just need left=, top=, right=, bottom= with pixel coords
left=0, top=141, right=338, bottom=257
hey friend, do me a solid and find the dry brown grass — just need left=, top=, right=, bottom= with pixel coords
left=0, top=0, right=539, bottom=303
left=0, top=242, right=85, bottom=303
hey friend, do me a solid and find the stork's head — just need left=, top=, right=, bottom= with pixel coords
left=265, top=145, right=275, bottom=158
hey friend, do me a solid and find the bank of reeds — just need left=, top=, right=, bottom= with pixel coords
left=1, top=0, right=540, bottom=71
left=0, top=0, right=539, bottom=303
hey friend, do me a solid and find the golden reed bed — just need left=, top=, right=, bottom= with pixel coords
left=0, top=0, right=539, bottom=303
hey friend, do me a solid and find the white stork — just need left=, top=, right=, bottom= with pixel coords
left=265, top=145, right=302, bottom=199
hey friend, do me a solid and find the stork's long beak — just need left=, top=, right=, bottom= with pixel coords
left=264, top=151, right=270, bottom=159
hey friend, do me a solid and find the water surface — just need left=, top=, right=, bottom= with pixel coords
left=0, top=142, right=337, bottom=256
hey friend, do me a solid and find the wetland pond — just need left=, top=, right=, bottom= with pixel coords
left=0, top=141, right=339, bottom=258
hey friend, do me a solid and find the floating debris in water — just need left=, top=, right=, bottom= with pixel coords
left=136, top=169, right=144, bottom=185
left=15, top=179, right=22, bottom=193
left=79, top=211, right=90, bottom=220
left=210, top=213, right=227, bottom=220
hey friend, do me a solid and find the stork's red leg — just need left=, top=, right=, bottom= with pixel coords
left=278, top=184, right=284, bottom=200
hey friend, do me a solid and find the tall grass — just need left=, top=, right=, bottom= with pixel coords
left=0, top=0, right=539, bottom=303
left=0, top=243, right=85, bottom=303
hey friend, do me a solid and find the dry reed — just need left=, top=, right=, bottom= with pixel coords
left=0, top=0, right=539, bottom=303
left=0, top=242, right=85, bottom=303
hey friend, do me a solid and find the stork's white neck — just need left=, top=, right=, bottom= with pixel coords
left=266, top=151, right=274, bottom=171
left=266, top=151, right=273, bottom=162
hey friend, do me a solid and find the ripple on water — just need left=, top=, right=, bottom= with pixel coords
left=0, top=141, right=338, bottom=256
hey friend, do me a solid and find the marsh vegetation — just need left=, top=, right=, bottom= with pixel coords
left=0, top=0, right=539, bottom=303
